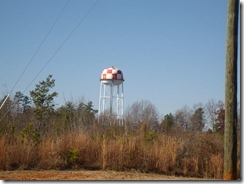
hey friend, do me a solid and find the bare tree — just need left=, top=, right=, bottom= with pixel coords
left=174, top=105, right=192, bottom=131
left=205, top=99, right=224, bottom=130
left=125, top=100, right=159, bottom=132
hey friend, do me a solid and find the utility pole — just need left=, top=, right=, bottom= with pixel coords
left=224, top=0, right=239, bottom=180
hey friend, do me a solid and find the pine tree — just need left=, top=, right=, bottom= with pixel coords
left=30, top=75, right=58, bottom=131
left=161, top=113, right=175, bottom=132
left=190, top=108, right=204, bottom=132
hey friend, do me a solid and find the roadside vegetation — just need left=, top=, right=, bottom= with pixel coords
left=0, top=75, right=240, bottom=179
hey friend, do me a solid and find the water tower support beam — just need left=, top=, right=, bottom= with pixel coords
left=117, top=85, right=119, bottom=118
left=109, top=82, right=113, bottom=115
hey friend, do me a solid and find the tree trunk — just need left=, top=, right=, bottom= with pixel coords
left=224, top=0, right=239, bottom=180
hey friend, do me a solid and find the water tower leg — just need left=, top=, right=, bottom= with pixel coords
left=109, top=82, right=113, bottom=115
left=121, top=83, right=124, bottom=125
left=98, top=82, right=103, bottom=123
left=117, top=85, right=119, bottom=119
left=102, top=84, right=106, bottom=114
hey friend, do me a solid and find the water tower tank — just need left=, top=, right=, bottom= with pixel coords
left=100, top=66, right=124, bottom=86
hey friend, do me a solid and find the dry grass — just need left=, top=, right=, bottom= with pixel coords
left=0, top=129, right=240, bottom=180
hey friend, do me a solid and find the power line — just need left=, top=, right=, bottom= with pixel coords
left=9, top=0, right=71, bottom=95
left=23, top=0, right=101, bottom=94
left=0, top=0, right=101, bottom=123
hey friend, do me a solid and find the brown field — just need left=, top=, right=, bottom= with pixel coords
left=0, top=170, right=212, bottom=180
left=0, top=128, right=240, bottom=180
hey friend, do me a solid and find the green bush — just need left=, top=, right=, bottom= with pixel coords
left=144, top=131, right=156, bottom=142
left=67, top=147, right=79, bottom=165
left=19, top=124, right=41, bottom=145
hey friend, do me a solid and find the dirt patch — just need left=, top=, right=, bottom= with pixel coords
left=0, top=170, right=211, bottom=180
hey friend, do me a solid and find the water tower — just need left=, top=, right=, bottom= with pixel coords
left=98, top=66, right=124, bottom=123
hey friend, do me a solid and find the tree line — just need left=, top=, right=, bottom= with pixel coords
left=0, top=75, right=240, bottom=138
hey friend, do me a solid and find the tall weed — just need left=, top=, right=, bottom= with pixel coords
left=0, top=130, right=240, bottom=179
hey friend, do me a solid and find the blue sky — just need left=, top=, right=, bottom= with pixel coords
left=0, top=0, right=240, bottom=116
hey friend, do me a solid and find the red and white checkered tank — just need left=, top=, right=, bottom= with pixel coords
left=100, top=66, right=124, bottom=86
